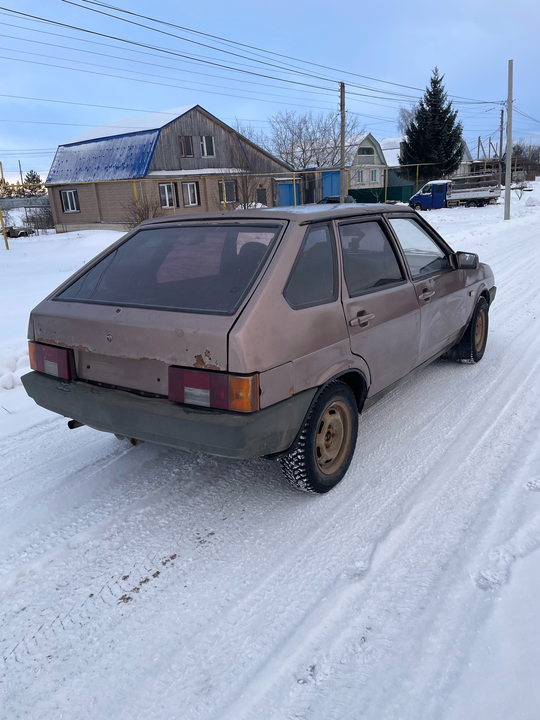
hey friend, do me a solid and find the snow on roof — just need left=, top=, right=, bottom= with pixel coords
left=383, top=149, right=401, bottom=167
left=379, top=136, right=404, bottom=151
left=63, top=105, right=197, bottom=145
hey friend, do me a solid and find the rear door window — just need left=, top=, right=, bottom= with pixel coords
left=388, top=217, right=451, bottom=278
left=284, top=223, right=337, bottom=309
left=339, top=220, right=404, bottom=296
left=55, top=224, right=281, bottom=314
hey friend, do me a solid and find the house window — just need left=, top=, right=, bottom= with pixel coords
left=159, top=182, right=177, bottom=208
left=358, top=147, right=375, bottom=156
left=179, top=136, right=193, bottom=158
left=218, top=179, right=237, bottom=204
left=200, top=136, right=215, bottom=157
left=182, top=181, right=200, bottom=207
left=60, top=189, right=80, bottom=213
left=371, top=169, right=378, bottom=183
left=357, top=170, right=365, bottom=183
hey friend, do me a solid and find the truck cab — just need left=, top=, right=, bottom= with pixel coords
left=409, top=181, right=450, bottom=211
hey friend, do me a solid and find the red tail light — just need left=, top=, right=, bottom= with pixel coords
left=29, top=341, right=73, bottom=380
left=168, top=368, right=259, bottom=412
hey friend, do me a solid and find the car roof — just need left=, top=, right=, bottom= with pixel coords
left=140, top=203, right=415, bottom=228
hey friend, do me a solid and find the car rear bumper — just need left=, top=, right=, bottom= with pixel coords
left=21, top=371, right=316, bottom=459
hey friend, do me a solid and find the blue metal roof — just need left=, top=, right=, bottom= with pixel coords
left=46, top=130, right=160, bottom=184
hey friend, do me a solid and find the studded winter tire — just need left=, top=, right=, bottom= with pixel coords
left=278, top=381, right=359, bottom=494
left=445, top=296, right=489, bottom=363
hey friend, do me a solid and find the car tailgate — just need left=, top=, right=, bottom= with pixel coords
left=29, top=299, right=232, bottom=395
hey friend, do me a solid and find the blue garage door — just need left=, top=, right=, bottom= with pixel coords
left=322, top=171, right=340, bottom=197
left=279, top=183, right=300, bottom=206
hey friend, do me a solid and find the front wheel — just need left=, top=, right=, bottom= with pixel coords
left=413, top=203, right=423, bottom=211
left=446, top=297, right=489, bottom=363
left=278, top=381, right=358, bottom=494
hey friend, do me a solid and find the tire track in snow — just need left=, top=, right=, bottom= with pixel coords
left=206, top=319, right=540, bottom=720
left=2, top=209, right=540, bottom=718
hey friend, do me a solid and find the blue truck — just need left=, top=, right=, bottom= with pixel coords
left=409, top=177, right=501, bottom=210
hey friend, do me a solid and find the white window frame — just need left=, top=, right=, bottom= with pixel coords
left=218, top=179, right=237, bottom=203
left=200, top=136, right=215, bottom=157
left=371, top=168, right=378, bottom=183
left=182, top=181, right=200, bottom=207
left=357, top=170, right=365, bottom=183
left=159, top=182, right=177, bottom=208
left=60, top=189, right=80, bottom=213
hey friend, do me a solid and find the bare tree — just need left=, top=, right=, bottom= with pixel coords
left=260, top=110, right=365, bottom=168
left=397, top=103, right=419, bottom=135
left=121, top=195, right=165, bottom=229
left=219, top=131, right=276, bottom=209
left=24, top=205, right=54, bottom=233
left=513, top=139, right=540, bottom=162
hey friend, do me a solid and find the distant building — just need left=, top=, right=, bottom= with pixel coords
left=379, top=136, right=474, bottom=177
left=46, top=105, right=291, bottom=232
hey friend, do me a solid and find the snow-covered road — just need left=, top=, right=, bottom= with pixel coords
left=2, top=194, right=540, bottom=719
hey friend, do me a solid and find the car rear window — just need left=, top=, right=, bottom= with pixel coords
left=55, top=224, right=281, bottom=314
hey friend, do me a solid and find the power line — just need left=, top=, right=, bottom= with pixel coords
left=0, top=94, right=271, bottom=126
left=0, top=6, right=495, bottom=108
left=514, top=107, right=540, bottom=125
left=73, top=0, right=501, bottom=104
left=0, top=55, right=343, bottom=111
left=0, top=45, right=344, bottom=103
left=0, top=7, right=343, bottom=93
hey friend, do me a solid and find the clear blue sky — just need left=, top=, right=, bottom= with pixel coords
left=1, top=0, right=539, bottom=182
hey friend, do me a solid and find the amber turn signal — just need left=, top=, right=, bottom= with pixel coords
left=229, top=374, right=259, bottom=413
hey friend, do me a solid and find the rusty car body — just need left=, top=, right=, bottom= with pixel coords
left=23, top=204, right=496, bottom=493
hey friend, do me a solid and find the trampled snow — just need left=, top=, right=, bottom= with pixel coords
left=2, top=188, right=540, bottom=719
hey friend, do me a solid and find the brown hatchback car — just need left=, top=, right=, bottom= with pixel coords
left=23, top=204, right=496, bottom=493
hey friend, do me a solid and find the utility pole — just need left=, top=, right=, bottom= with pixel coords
left=339, top=82, right=346, bottom=204
left=504, top=59, right=513, bottom=220
left=498, top=108, right=504, bottom=187
left=18, top=159, right=24, bottom=184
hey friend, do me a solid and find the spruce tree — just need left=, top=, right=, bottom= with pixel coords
left=399, top=68, right=464, bottom=183
left=23, top=169, right=45, bottom=196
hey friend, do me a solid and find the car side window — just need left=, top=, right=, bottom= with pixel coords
left=339, top=220, right=404, bottom=297
left=388, top=217, right=451, bottom=279
left=284, top=224, right=337, bottom=309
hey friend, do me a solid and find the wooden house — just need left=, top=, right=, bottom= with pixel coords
left=46, top=105, right=291, bottom=232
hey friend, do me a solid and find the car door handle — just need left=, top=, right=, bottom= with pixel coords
left=419, top=289, right=435, bottom=301
left=350, top=311, right=375, bottom=327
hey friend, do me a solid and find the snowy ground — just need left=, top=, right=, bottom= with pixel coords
left=2, top=189, right=540, bottom=719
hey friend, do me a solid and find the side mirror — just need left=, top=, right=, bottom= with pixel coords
left=456, top=251, right=479, bottom=270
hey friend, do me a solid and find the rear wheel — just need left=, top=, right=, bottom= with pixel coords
left=278, top=381, right=358, bottom=494
left=446, top=297, right=489, bottom=363
left=466, top=200, right=478, bottom=208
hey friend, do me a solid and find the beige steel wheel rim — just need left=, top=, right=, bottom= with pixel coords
left=475, top=308, right=486, bottom=352
left=315, top=400, right=352, bottom=475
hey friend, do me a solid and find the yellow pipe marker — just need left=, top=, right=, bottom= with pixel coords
left=0, top=206, right=9, bottom=250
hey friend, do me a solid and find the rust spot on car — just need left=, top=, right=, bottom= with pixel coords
left=39, top=338, right=90, bottom=353
left=193, top=353, right=221, bottom=371
left=289, top=386, right=294, bottom=396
